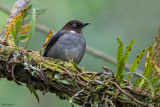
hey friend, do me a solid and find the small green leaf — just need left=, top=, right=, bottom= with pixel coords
left=151, top=75, right=160, bottom=85
left=15, top=14, right=23, bottom=45
left=117, top=37, right=123, bottom=64
left=116, top=38, right=135, bottom=83
left=155, top=84, right=160, bottom=93
left=128, top=72, right=154, bottom=97
left=0, top=44, right=8, bottom=52
left=134, top=78, right=144, bottom=88
left=20, top=37, right=29, bottom=43
left=27, top=86, right=39, bottom=102
left=139, top=45, right=153, bottom=91
left=28, top=86, right=33, bottom=94
left=28, top=54, right=32, bottom=62
left=128, top=48, right=149, bottom=81
left=119, top=75, right=124, bottom=84
left=32, top=87, right=39, bottom=103
left=143, top=45, right=153, bottom=78
left=36, top=7, right=48, bottom=15
left=142, top=72, right=160, bottom=91
left=123, top=38, right=135, bottom=63
left=11, top=28, right=16, bottom=42
left=18, top=35, right=29, bottom=41
left=23, top=4, right=32, bottom=20
left=25, top=8, right=36, bottom=49
left=27, top=4, right=32, bottom=10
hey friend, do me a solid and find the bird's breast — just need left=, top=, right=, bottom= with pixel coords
left=46, top=32, right=86, bottom=64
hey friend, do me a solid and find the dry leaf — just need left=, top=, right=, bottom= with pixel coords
left=19, top=24, right=31, bottom=34
left=39, top=30, right=53, bottom=55
left=5, top=16, right=18, bottom=41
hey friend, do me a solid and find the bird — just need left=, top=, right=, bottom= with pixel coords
left=43, top=20, right=89, bottom=64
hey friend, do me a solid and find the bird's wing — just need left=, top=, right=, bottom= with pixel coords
left=43, top=30, right=66, bottom=56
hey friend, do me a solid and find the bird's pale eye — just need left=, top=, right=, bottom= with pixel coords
left=72, top=23, right=77, bottom=28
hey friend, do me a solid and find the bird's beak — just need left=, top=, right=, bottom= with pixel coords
left=81, top=22, right=90, bottom=27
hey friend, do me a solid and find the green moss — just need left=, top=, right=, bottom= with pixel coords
left=105, top=90, right=115, bottom=95
left=56, top=92, right=70, bottom=100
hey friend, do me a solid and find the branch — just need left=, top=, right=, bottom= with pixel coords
left=0, top=41, right=155, bottom=106
left=108, top=81, right=148, bottom=106
left=0, top=5, right=10, bottom=14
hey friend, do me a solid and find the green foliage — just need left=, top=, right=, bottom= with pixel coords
left=11, top=11, right=24, bottom=45
left=134, top=77, right=144, bottom=88
left=115, top=37, right=160, bottom=96
left=0, top=44, right=8, bottom=52
left=151, top=75, right=160, bottom=86
left=11, top=27, right=16, bottom=42
left=134, top=46, right=153, bottom=90
left=115, top=37, right=135, bottom=84
left=23, top=4, right=32, bottom=20
left=144, top=45, right=153, bottom=78
left=11, top=7, right=30, bottom=46
left=128, top=47, right=149, bottom=81
left=25, top=8, right=36, bottom=48
left=36, top=6, right=48, bottom=15
left=28, top=86, right=39, bottom=103
left=10, top=4, right=47, bottom=48
left=117, top=37, right=123, bottom=64
left=18, top=35, right=29, bottom=42
left=128, top=72, right=154, bottom=97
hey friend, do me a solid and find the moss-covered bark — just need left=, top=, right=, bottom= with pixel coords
left=0, top=39, right=159, bottom=107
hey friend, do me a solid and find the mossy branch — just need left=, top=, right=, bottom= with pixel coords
left=0, top=40, right=159, bottom=107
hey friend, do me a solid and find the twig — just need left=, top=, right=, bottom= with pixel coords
left=108, top=80, right=148, bottom=106
left=0, top=5, right=10, bottom=14
left=60, top=67, right=73, bottom=79
left=123, top=87, right=148, bottom=97
left=11, top=64, right=21, bottom=85
left=102, top=66, right=113, bottom=72
left=39, top=68, right=50, bottom=86
left=70, top=82, right=90, bottom=107
left=36, top=24, right=53, bottom=34
left=113, top=89, right=120, bottom=106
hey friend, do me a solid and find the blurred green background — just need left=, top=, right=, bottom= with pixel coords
left=0, top=0, right=159, bottom=107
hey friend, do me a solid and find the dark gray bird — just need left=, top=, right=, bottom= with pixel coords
left=43, top=20, right=89, bottom=64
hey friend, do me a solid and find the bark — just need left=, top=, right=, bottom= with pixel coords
left=151, top=28, right=160, bottom=78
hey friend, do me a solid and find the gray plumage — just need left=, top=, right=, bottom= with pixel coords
left=43, top=20, right=89, bottom=64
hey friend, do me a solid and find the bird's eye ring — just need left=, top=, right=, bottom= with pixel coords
left=72, top=23, right=77, bottom=28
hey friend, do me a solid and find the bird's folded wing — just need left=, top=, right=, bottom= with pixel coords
left=43, top=30, right=66, bottom=56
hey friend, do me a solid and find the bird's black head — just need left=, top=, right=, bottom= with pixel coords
left=62, top=20, right=89, bottom=34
